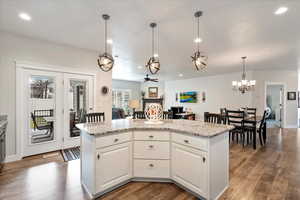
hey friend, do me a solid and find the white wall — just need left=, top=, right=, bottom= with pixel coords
left=112, top=79, right=141, bottom=101
left=252, top=70, right=298, bottom=128
left=0, top=31, right=112, bottom=157
left=164, top=72, right=253, bottom=120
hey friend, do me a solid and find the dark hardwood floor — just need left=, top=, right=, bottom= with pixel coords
left=1, top=128, right=300, bottom=200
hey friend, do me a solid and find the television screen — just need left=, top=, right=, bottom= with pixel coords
left=180, top=91, right=197, bottom=103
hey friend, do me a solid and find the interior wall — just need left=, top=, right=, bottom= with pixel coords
left=112, top=79, right=141, bottom=101
left=164, top=72, right=253, bottom=120
left=252, top=70, right=298, bottom=128
left=0, top=31, right=112, bottom=157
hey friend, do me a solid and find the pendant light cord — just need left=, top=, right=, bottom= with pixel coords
left=197, top=16, right=200, bottom=51
left=105, top=18, right=107, bottom=53
left=242, top=57, right=246, bottom=80
left=152, top=26, right=154, bottom=57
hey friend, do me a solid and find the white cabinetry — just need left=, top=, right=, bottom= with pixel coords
left=172, top=143, right=208, bottom=197
left=95, top=142, right=132, bottom=192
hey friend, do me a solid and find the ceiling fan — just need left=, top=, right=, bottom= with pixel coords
left=144, top=74, right=158, bottom=82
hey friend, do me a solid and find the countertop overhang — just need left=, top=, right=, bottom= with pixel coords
left=76, top=119, right=234, bottom=138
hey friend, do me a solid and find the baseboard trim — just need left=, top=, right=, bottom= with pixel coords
left=4, top=154, right=22, bottom=163
left=213, top=185, right=229, bottom=200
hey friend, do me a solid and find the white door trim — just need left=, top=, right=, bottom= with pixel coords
left=15, top=61, right=96, bottom=159
left=264, top=82, right=287, bottom=128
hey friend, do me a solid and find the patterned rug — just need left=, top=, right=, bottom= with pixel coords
left=61, top=147, right=80, bottom=162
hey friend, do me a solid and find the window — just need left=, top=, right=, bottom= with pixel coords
left=112, top=89, right=131, bottom=115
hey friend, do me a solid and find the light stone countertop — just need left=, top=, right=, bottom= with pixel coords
left=76, top=119, right=234, bottom=138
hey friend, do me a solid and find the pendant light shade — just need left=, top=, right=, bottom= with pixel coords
left=146, top=23, right=160, bottom=75
left=191, top=11, right=208, bottom=71
left=97, top=14, right=114, bottom=72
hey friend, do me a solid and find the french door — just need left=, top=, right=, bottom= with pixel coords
left=20, top=68, right=94, bottom=157
left=63, top=74, right=94, bottom=149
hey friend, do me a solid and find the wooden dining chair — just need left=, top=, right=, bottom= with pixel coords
left=85, top=112, right=105, bottom=123
left=163, top=111, right=173, bottom=120
left=133, top=111, right=145, bottom=119
left=204, top=112, right=222, bottom=124
left=226, top=110, right=245, bottom=146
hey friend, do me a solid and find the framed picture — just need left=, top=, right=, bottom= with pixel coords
left=287, top=92, right=296, bottom=100
left=148, top=87, right=158, bottom=98
left=180, top=91, right=197, bottom=103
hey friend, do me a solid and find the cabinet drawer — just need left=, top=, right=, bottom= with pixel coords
left=96, top=132, right=132, bottom=149
left=134, top=159, right=170, bottom=178
left=172, top=133, right=208, bottom=151
left=134, top=131, right=170, bottom=141
left=134, top=141, right=170, bottom=159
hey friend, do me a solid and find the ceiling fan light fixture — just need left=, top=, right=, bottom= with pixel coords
left=97, top=14, right=114, bottom=72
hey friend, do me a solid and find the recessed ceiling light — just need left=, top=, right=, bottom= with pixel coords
left=179, top=73, right=183, bottom=77
left=137, top=65, right=143, bottom=69
left=274, top=7, right=288, bottom=15
left=153, top=54, right=159, bottom=58
left=19, top=12, right=31, bottom=21
left=107, top=39, right=113, bottom=44
left=194, top=37, right=202, bottom=43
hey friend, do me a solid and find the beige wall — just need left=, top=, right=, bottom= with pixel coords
left=0, top=31, right=112, bottom=156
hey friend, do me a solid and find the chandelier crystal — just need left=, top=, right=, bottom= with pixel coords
left=191, top=11, right=208, bottom=71
left=97, top=14, right=114, bottom=72
left=232, top=56, right=256, bottom=94
left=146, top=23, right=160, bottom=75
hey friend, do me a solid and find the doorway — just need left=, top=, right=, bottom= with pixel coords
left=17, top=65, right=94, bottom=157
left=266, top=84, right=284, bottom=128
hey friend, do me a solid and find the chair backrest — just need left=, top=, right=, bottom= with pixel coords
left=163, top=111, right=173, bottom=120
left=133, top=111, right=145, bottom=119
left=204, top=112, right=222, bottom=124
left=226, top=110, right=245, bottom=127
left=246, top=107, right=257, bottom=120
left=85, top=112, right=105, bottom=123
left=258, top=110, right=268, bottom=132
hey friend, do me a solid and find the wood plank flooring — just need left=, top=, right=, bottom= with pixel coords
left=1, top=128, right=300, bottom=200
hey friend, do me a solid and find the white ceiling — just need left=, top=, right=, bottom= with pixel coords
left=0, top=0, right=299, bottom=81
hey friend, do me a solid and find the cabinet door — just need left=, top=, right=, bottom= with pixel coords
left=95, top=142, right=132, bottom=193
left=172, top=143, right=208, bottom=197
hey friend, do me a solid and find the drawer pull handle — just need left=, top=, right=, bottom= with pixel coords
left=184, top=140, right=189, bottom=143
left=114, top=138, right=119, bottom=142
left=149, top=164, right=154, bottom=167
left=149, top=135, right=154, bottom=139
left=97, top=154, right=100, bottom=160
left=149, top=145, right=154, bottom=149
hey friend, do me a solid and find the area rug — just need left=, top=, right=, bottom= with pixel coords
left=61, top=147, right=80, bottom=162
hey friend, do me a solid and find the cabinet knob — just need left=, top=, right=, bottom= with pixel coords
left=149, top=164, right=154, bottom=167
left=149, top=135, right=154, bottom=139
left=203, top=157, right=206, bottom=163
left=184, top=140, right=189, bottom=143
left=114, top=138, right=119, bottom=142
left=97, top=154, right=100, bottom=160
left=149, top=145, right=154, bottom=149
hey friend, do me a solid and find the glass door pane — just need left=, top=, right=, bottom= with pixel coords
left=68, top=79, right=88, bottom=138
left=29, top=75, right=56, bottom=144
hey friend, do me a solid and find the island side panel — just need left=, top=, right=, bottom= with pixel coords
left=81, top=130, right=96, bottom=196
left=209, top=132, right=229, bottom=200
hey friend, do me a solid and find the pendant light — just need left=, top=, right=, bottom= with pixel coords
left=191, top=11, right=208, bottom=71
left=146, top=22, right=160, bottom=75
left=232, top=56, right=256, bottom=94
left=97, top=14, right=114, bottom=72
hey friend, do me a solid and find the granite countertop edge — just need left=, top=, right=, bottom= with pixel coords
left=80, top=125, right=234, bottom=138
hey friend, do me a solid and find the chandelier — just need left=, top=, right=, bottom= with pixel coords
left=146, top=22, right=160, bottom=75
left=232, top=56, right=256, bottom=94
left=191, top=11, right=208, bottom=71
left=97, top=14, right=114, bottom=72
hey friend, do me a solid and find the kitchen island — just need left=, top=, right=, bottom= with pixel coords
left=77, top=119, right=233, bottom=200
